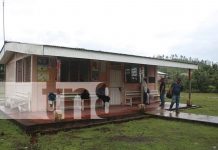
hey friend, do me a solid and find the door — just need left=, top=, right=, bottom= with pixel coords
left=109, top=69, right=122, bottom=105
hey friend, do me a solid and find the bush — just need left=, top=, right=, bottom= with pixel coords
left=207, top=85, right=217, bottom=93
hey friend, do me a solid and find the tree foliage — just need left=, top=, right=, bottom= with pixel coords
left=156, top=54, right=218, bottom=93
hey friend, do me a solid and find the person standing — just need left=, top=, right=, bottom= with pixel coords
left=159, top=78, right=166, bottom=107
left=143, top=78, right=149, bottom=104
left=169, top=78, right=183, bottom=113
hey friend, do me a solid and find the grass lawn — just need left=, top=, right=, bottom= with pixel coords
left=0, top=93, right=218, bottom=150
left=36, top=119, right=218, bottom=150
left=166, top=92, right=218, bottom=116
left=0, top=115, right=31, bottom=150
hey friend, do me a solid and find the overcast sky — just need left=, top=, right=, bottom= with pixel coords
left=0, top=0, right=218, bottom=62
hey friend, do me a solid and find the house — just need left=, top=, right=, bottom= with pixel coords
left=0, top=41, right=198, bottom=113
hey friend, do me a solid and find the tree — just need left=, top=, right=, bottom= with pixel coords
left=157, top=54, right=218, bottom=93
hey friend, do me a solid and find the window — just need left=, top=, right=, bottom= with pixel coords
left=23, top=57, right=31, bottom=82
left=37, top=57, right=49, bottom=82
left=91, top=61, right=99, bottom=81
left=16, top=56, right=31, bottom=82
left=16, top=59, right=23, bottom=82
left=125, top=64, right=139, bottom=83
left=148, top=77, right=155, bottom=83
left=0, top=64, right=5, bottom=81
left=69, top=61, right=79, bottom=81
left=60, top=58, right=90, bottom=82
left=80, top=60, right=89, bottom=81
left=144, top=65, right=147, bottom=77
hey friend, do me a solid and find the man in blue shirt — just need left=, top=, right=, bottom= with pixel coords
left=169, top=78, right=183, bottom=113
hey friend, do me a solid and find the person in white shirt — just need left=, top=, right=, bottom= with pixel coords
left=143, top=78, right=149, bottom=104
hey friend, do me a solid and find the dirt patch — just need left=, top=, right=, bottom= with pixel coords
left=110, top=135, right=153, bottom=143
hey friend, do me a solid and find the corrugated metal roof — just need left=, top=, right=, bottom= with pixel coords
left=0, top=41, right=198, bottom=69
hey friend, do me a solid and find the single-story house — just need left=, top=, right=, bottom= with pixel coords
left=0, top=41, right=198, bottom=113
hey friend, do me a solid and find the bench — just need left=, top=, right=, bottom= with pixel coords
left=125, top=91, right=141, bottom=106
left=5, top=92, right=30, bottom=112
left=57, top=92, right=103, bottom=111
left=56, top=82, right=105, bottom=110
left=82, top=95, right=103, bottom=109
left=0, top=97, right=7, bottom=106
left=149, top=90, right=160, bottom=101
left=58, top=93, right=83, bottom=110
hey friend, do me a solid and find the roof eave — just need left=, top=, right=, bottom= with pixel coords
left=1, top=41, right=198, bottom=70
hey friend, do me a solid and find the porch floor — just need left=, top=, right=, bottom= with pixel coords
left=2, top=100, right=217, bottom=134
left=0, top=102, right=160, bottom=134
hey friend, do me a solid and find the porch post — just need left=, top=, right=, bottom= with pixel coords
left=140, top=65, right=144, bottom=104
left=187, top=69, right=192, bottom=106
left=56, top=59, right=61, bottom=82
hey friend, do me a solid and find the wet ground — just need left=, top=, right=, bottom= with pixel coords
left=1, top=101, right=218, bottom=134
left=146, top=102, right=218, bottom=126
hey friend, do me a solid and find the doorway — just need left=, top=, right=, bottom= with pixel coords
left=109, top=68, right=122, bottom=105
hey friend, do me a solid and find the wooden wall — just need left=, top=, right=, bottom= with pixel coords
left=30, top=55, right=57, bottom=111
left=147, top=65, right=157, bottom=90
left=5, top=53, right=158, bottom=110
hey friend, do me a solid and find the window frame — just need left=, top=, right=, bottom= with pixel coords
left=124, top=64, right=140, bottom=83
left=16, top=56, right=31, bottom=82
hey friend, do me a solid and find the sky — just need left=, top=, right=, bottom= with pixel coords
left=0, top=0, right=218, bottom=62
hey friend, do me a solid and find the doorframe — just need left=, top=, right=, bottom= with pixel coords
left=108, top=62, right=124, bottom=105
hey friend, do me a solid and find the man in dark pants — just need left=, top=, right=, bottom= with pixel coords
left=159, top=78, right=166, bottom=107
left=169, top=78, right=183, bottom=113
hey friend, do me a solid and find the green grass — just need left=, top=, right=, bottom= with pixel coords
left=37, top=119, right=218, bottom=150
left=166, top=93, right=218, bottom=116
left=1, top=118, right=218, bottom=150
left=0, top=115, right=31, bottom=150
left=0, top=93, right=218, bottom=150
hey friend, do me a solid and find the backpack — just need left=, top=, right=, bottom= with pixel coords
left=48, top=92, right=56, bottom=101
left=166, top=90, right=172, bottom=98
left=81, top=90, right=90, bottom=99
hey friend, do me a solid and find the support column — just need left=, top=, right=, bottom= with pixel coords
left=140, top=65, right=145, bottom=104
left=187, top=69, right=192, bottom=106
